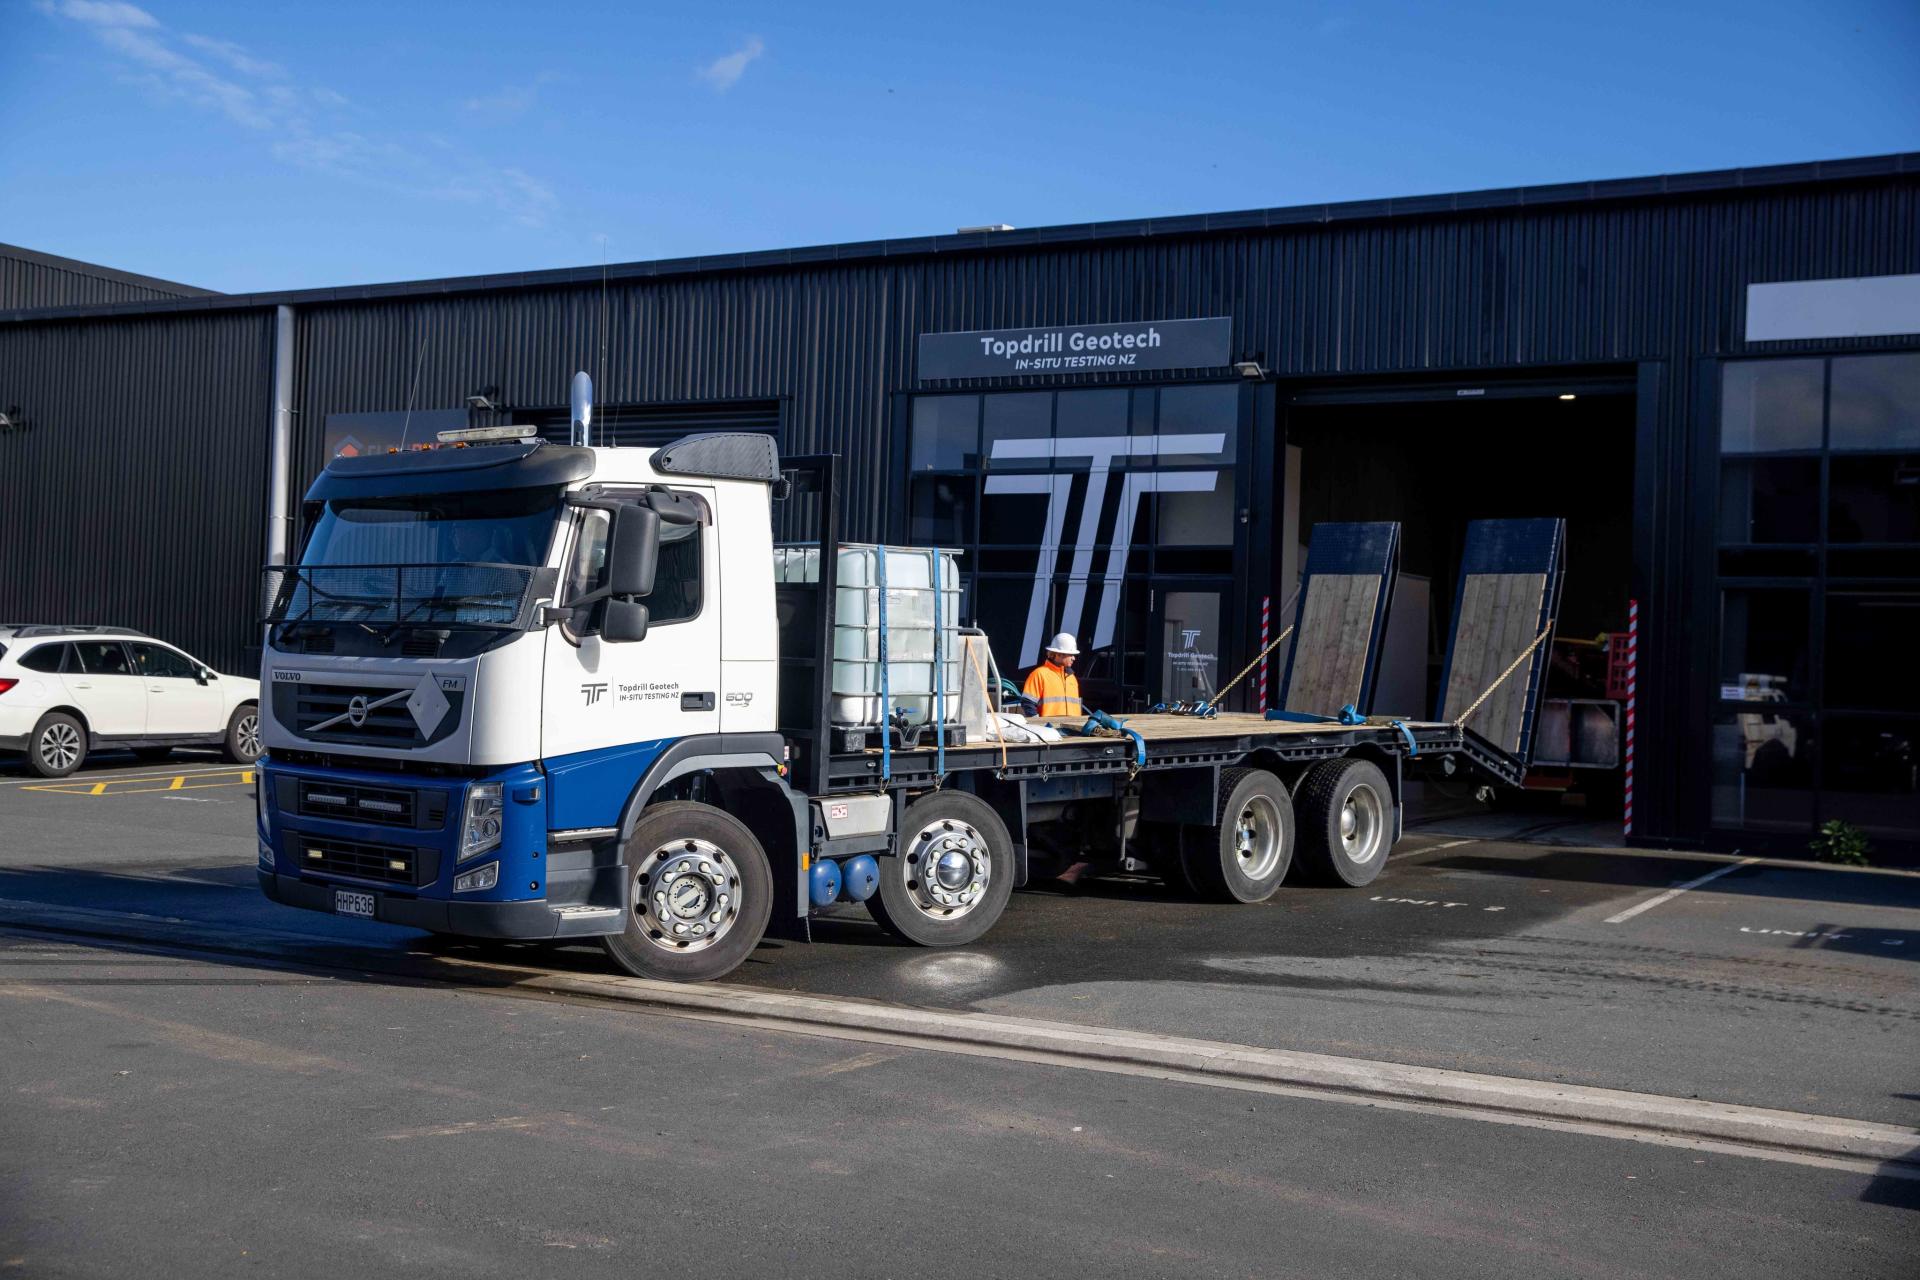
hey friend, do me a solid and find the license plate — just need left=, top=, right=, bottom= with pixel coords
left=334, top=889, right=376, bottom=919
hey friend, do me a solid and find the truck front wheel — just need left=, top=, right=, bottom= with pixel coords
left=1295, top=758, right=1393, bottom=887
left=603, top=801, right=773, bottom=982
left=867, top=791, right=1014, bottom=948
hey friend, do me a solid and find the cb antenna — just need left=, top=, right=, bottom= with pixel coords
left=598, top=235, right=609, bottom=448
left=398, top=327, right=429, bottom=450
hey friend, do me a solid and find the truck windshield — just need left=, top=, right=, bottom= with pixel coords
left=265, top=488, right=561, bottom=628
left=303, top=489, right=559, bottom=568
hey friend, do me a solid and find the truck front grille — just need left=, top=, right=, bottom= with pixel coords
left=294, top=778, right=441, bottom=828
left=273, top=681, right=464, bottom=748
left=291, top=834, right=436, bottom=887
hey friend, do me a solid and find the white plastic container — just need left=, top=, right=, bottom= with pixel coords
left=774, top=544, right=964, bottom=727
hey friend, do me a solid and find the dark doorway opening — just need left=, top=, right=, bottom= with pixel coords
left=1281, top=387, right=1636, bottom=816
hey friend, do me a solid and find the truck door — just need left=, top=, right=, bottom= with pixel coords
left=543, top=489, right=723, bottom=768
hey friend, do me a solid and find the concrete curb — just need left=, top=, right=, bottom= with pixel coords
left=5, top=896, right=1916, bottom=1169
left=513, top=968, right=1920, bottom=1168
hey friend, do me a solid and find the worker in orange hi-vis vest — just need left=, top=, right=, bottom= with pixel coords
left=1023, top=631, right=1092, bottom=889
left=1022, top=632, right=1084, bottom=718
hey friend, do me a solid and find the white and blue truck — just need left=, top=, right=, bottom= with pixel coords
left=257, top=381, right=1554, bottom=982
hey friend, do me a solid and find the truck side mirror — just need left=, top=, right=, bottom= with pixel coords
left=608, top=504, right=660, bottom=598
left=602, top=599, right=650, bottom=643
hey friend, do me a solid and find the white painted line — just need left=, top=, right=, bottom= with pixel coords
left=1416, top=838, right=1480, bottom=852
left=1604, top=857, right=1761, bottom=925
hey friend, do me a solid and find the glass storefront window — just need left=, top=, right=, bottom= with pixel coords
left=1829, top=353, right=1920, bottom=451
left=1718, top=457, right=1819, bottom=543
left=1821, top=716, right=1920, bottom=838
left=1720, top=360, right=1823, bottom=453
left=910, top=395, right=979, bottom=471
left=1710, top=710, right=1814, bottom=832
left=1828, top=453, right=1920, bottom=543
left=982, top=393, right=1054, bottom=469
left=1156, top=384, right=1239, bottom=463
left=1825, top=592, right=1920, bottom=713
left=1718, top=589, right=1809, bottom=704
left=908, top=475, right=976, bottom=545
left=1713, top=352, right=1920, bottom=840
left=1156, top=476, right=1235, bottom=546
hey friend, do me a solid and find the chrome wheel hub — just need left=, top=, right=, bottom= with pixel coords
left=1233, top=793, right=1285, bottom=881
left=633, top=838, right=740, bottom=952
left=905, top=818, right=991, bottom=919
left=40, top=723, right=81, bottom=771
left=1341, top=784, right=1385, bottom=865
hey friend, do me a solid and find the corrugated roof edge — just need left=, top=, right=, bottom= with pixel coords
left=0, top=241, right=219, bottom=300
left=3, top=151, right=1914, bottom=325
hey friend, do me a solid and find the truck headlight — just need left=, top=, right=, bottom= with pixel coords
left=256, top=773, right=272, bottom=835
left=460, top=782, right=503, bottom=862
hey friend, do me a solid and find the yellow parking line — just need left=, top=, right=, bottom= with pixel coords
left=22, top=769, right=258, bottom=798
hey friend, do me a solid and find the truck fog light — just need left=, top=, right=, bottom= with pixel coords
left=258, top=842, right=274, bottom=870
left=453, top=862, right=499, bottom=894
left=460, top=782, right=504, bottom=862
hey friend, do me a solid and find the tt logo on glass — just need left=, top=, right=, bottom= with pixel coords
left=984, top=433, right=1224, bottom=666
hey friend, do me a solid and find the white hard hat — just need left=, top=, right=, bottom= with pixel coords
left=1046, top=632, right=1080, bottom=657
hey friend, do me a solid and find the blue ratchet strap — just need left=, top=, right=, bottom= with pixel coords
left=1080, top=709, right=1146, bottom=769
left=1388, top=719, right=1419, bottom=756
left=877, top=546, right=890, bottom=784
left=1264, top=709, right=1334, bottom=723
left=933, top=550, right=946, bottom=780
left=1338, top=703, right=1364, bottom=725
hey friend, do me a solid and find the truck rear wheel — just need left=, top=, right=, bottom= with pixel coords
left=603, top=801, right=772, bottom=983
left=1181, top=767, right=1294, bottom=903
left=868, top=791, right=1014, bottom=948
left=1295, top=758, right=1393, bottom=887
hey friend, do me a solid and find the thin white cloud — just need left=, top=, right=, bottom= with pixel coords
left=464, top=85, right=538, bottom=115
left=699, top=36, right=764, bottom=92
left=182, top=33, right=284, bottom=80
left=39, top=1, right=560, bottom=231
left=35, top=0, right=159, bottom=29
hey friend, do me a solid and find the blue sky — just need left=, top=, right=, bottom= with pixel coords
left=3, top=0, right=1916, bottom=293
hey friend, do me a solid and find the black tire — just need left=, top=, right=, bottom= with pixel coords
left=602, top=801, right=773, bottom=982
left=223, top=703, right=261, bottom=764
left=132, top=746, right=173, bottom=762
left=1180, top=767, right=1295, bottom=903
left=1294, top=758, right=1394, bottom=887
left=27, top=712, right=87, bottom=778
left=868, top=791, right=1015, bottom=947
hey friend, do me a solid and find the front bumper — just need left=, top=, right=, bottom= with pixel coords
left=257, top=870, right=580, bottom=938
left=257, top=756, right=624, bottom=941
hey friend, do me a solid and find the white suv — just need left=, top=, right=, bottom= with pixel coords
left=0, top=626, right=261, bottom=777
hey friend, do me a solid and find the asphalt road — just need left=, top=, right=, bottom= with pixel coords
left=2, top=750, right=1917, bottom=1275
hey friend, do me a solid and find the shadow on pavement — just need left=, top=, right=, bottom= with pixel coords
left=1430, top=851, right=1920, bottom=910
left=1791, top=927, right=1920, bottom=965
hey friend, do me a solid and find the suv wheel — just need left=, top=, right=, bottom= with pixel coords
left=29, top=712, right=87, bottom=778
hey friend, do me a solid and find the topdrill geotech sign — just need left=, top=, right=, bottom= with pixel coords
left=918, top=317, right=1232, bottom=379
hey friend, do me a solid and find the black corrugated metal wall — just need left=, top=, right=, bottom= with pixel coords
left=0, top=244, right=212, bottom=311
left=0, top=313, right=273, bottom=671
left=1, top=168, right=1916, bottom=844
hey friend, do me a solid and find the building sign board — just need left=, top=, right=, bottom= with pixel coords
left=918, top=317, right=1232, bottom=379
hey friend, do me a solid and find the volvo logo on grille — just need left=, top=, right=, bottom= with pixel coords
left=346, top=695, right=370, bottom=727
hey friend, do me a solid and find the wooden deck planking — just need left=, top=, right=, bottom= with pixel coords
left=1283, top=573, right=1383, bottom=715
left=1439, top=571, right=1547, bottom=753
